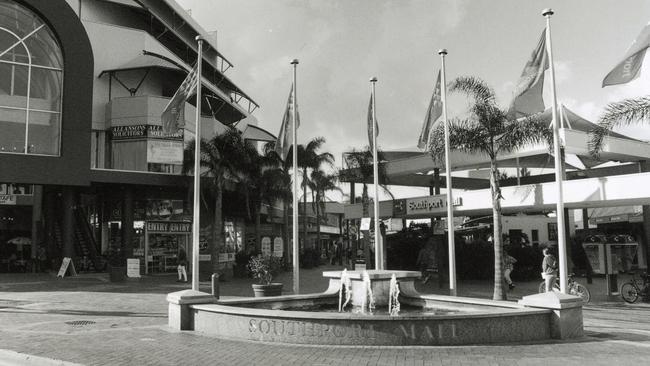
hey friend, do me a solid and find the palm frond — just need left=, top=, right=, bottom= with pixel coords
left=590, top=96, right=650, bottom=156
left=497, top=114, right=553, bottom=154
left=449, top=76, right=497, bottom=106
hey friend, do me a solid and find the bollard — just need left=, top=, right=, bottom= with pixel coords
left=211, top=273, right=220, bottom=299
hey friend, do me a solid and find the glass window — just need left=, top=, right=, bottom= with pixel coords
left=0, top=0, right=63, bottom=156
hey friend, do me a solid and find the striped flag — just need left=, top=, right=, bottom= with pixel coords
left=507, top=29, right=548, bottom=119
left=162, top=64, right=199, bottom=134
left=603, top=23, right=650, bottom=87
left=274, top=84, right=300, bottom=160
left=367, top=94, right=378, bottom=150
left=418, top=70, right=442, bottom=150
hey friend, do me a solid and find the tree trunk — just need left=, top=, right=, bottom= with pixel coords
left=282, top=199, right=289, bottom=265
left=254, top=205, right=261, bottom=255
left=361, top=184, right=371, bottom=269
left=303, top=168, right=309, bottom=250
left=212, top=185, right=224, bottom=274
left=490, top=161, right=506, bottom=301
left=316, top=198, right=322, bottom=258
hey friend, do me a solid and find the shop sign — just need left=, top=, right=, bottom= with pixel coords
left=110, top=125, right=183, bottom=141
left=0, top=195, right=16, bottom=205
left=393, top=199, right=406, bottom=216
left=261, top=237, right=272, bottom=256
left=146, top=221, right=191, bottom=233
left=405, top=195, right=462, bottom=216
left=147, top=140, right=183, bottom=165
left=0, top=183, right=32, bottom=195
left=273, top=237, right=283, bottom=258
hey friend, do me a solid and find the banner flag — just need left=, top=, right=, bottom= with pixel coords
left=367, top=94, right=378, bottom=149
left=274, top=84, right=300, bottom=160
left=603, top=23, right=650, bottom=87
left=417, top=70, right=442, bottom=150
left=162, top=64, right=199, bottom=134
left=508, top=29, right=548, bottom=119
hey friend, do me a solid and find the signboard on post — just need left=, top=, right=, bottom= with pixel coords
left=360, top=218, right=371, bottom=231
left=56, top=257, right=77, bottom=278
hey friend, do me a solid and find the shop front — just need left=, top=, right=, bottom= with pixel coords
left=142, top=220, right=191, bottom=274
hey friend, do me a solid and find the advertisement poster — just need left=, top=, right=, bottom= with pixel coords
left=147, top=140, right=183, bottom=165
left=273, top=237, right=283, bottom=258
left=261, top=237, right=272, bottom=256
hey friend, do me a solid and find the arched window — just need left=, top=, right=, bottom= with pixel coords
left=0, top=0, right=63, bottom=156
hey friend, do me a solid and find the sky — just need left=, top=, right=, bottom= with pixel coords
left=177, top=0, right=650, bottom=200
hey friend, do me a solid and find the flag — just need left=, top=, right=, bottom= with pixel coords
left=417, top=70, right=442, bottom=150
left=367, top=94, right=378, bottom=150
left=508, top=29, right=548, bottom=119
left=274, top=84, right=300, bottom=160
left=162, top=64, right=199, bottom=134
left=603, top=23, right=650, bottom=87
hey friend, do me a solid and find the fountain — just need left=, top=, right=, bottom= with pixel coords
left=168, top=269, right=585, bottom=346
left=388, top=273, right=400, bottom=316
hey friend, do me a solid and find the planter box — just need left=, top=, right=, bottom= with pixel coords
left=252, top=283, right=283, bottom=297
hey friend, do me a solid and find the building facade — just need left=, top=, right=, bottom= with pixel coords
left=0, top=0, right=259, bottom=274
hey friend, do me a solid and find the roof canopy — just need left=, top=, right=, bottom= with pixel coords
left=341, top=105, right=650, bottom=188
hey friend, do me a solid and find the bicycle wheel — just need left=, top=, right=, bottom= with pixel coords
left=620, top=282, right=639, bottom=303
left=571, top=283, right=591, bottom=304
left=538, top=281, right=546, bottom=293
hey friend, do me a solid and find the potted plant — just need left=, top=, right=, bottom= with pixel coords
left=107, top=247, right=125, bottom=282
left=247, top=254, right=283, bottom=297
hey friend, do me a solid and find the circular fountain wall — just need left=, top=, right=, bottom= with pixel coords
left=179, top=270, right=567, bottom=346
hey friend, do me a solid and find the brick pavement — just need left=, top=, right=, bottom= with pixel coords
left=1, top=266, right=650, bottom=365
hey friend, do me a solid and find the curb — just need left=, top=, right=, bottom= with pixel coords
left=0, top=349, right=83, bottom=366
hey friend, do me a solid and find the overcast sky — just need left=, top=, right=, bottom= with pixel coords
left=177, top=0, right=650, bottom=199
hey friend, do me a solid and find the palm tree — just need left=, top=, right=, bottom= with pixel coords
left=340, top=147, right=393, bottom=269
left=296, top=137, right=334, bottom=251
left=309, top=170, right=342, bottom=254
left=590, top=96, right=650, bottom=155
left=428, top=76, right=551, bottom=300
left=183, top=126, right=250, bottom=275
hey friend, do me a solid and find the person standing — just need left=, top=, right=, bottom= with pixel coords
left=416, top=239, right=437, bottom=284
left=504, top=250, right=517, bottom=290
left=541, top=247, right=558, bottom=292
left=177, top=247, right=188, bottom=282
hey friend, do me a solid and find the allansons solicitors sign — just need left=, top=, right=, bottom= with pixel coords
left=406, top=195, right=462, bottom=215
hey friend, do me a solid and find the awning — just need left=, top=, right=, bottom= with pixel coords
left=241, top=124, right=277, bottom=142
left=98, top=52, right=182, bottom=77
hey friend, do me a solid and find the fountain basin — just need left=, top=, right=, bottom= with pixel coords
left=323, top=270, right=420, bottom=307
left=168, top=270, right=584, bottom=345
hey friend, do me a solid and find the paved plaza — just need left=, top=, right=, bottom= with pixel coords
left=0, top=266, right=649, bottom=365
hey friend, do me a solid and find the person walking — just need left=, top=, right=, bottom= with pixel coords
left=177, top=247, right=188, bottom=282
left=504, top=250, right=517, bottom=290
left=541, top=247, right=558, bottom=292
left=416, top=239, right=437, bottom=284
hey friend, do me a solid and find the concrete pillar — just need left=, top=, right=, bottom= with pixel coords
left=167, top=290, right=214, bottom=331
left=43, top=190, right=57, bottom=266
left=640, top=161, right=650, bottom=269
left=62, top=187, right=75, bottom=259
left=349, top=183, right=355, bottom=204
left=122, top=186, right=134, bottom=258
left=582, top=208, right=589, bottom=230
left=30, top=185, right=43, bottom=272
left=518, top=292, right=584, bottom=339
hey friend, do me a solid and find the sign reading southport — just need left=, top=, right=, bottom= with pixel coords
left=405, top=194, right=462, bottom=216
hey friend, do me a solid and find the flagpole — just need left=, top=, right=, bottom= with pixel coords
left=369, top=77, right=382, bottom=271
left=543, top=8, right=568, bottom=294
left=191, top=36, right=203, bottom=291
left=439, top=49, right=456, bottom=296
left=291, top=59, right=300, bottom=294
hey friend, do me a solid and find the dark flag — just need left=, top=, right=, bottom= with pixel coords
left=417, top=70, right=442, bottom=150
left=508, top=29, right=549, bottom=119
left=274, top=84, right=300, bottom=160
left=162, top=64, right=199, bottom=134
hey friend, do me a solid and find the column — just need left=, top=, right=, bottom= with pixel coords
left=62, top=187, right=75, bottom=259
left=122, top=186, right=134, bottom=258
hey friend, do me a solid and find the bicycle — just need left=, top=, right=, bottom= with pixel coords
left=620, top=272, right=649, bottom=304
left=538, top=273, right=591, bottom=303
